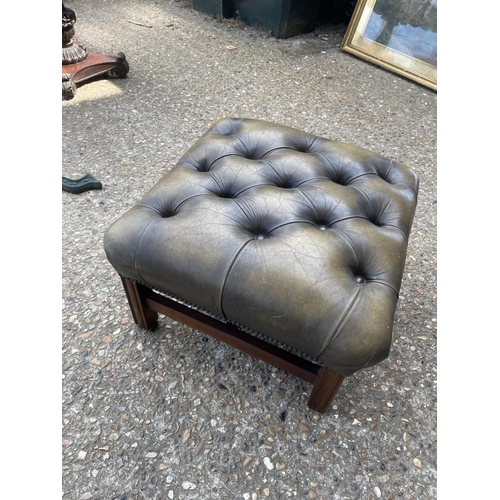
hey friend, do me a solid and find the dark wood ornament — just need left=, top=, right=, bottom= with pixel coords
left=62, top=3, right=130, bottom=100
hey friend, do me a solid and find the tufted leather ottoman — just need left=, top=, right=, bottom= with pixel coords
left=104, top=118, right=419, bottom=413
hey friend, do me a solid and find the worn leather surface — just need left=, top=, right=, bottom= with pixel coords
left=104, top=118, right=419, bottom=376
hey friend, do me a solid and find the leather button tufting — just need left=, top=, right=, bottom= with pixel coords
left=103, top=117, right=420, bottom=379
left=160, top=211, right=175, bottom=218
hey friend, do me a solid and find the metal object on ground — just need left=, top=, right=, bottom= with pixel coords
left=62, top=173, right=103, bottom=194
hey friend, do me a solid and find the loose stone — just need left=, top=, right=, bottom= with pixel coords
left=263, top=457, right=274, bottom=470
left=182, top=481, right=196, bottom=490
left=182, top=428, right=191, bottom=443
left=195, top=440, right=205, bottom=456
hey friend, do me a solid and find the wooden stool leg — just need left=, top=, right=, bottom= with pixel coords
left=307, top=366, right=345, bottom=413
left=121, top=277, right=158, bottom=329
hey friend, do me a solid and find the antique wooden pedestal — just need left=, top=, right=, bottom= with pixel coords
left=62, top=3, right=129, bottom=100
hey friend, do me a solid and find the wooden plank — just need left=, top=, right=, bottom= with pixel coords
left=139, top=284, right=321, bottom=384
left=120, top=278, right=347, bottom=412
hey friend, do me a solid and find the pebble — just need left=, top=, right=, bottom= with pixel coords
left=195, top=440, right=205, bottom=456
left=374, top=487, right=382, bottom=498
left=182, top=481, right=196, bottom=490
left=182, top=428, right=191, bottom=443
left=145, top=452, right=158, bottom=458
left=263, top=457, right=274, bottom=470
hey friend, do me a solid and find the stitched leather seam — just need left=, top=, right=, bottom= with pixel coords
left=131, top=217, right=156, bottom=284
left=316, top=286, right=361, bottom=359
left=218, top=239, right=253, bottom=321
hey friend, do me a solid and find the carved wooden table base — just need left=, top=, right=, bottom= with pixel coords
left=62, top=49, right=129, bottom=100
left=62, top=3, right=129, bottom=100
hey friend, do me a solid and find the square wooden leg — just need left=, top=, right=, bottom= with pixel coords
left=307, top=366, right=345, bottom=413
left=121, top=278, right=158, bottom=330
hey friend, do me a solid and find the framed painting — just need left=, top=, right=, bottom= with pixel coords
left=341, top=0, right=437, bottom=90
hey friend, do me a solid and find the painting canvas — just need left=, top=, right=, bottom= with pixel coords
left=342, top=0, right=437, bottom=90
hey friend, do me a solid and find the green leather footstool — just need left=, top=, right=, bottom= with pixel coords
left=104, top=118, right=419, bottom=413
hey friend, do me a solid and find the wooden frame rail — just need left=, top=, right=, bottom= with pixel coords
left=121, top=277, right=345, bottom=413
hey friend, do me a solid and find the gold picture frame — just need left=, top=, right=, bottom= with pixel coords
left=341, top=0, right=437, bottom=90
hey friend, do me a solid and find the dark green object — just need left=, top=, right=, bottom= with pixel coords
left=62, top=173, right=102, bottom=194
left=192, top=0, right=323, bottom=38
left=192, top=0, right=235, bottom=18
left=233, top=0, right=323, bottom=38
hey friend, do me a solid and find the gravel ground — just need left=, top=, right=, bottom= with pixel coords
left=61, top=1, right=437, bottom=499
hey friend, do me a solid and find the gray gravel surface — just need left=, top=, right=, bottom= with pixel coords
left=61, top=1, right=437, bottom=499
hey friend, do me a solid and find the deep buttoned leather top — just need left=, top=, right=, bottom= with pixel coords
left=104, top=118, right=419, bottom=376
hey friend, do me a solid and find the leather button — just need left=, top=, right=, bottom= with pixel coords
left=256, top=235, right=265, bottom=241
left=356, top=277, right=365, bottom=284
